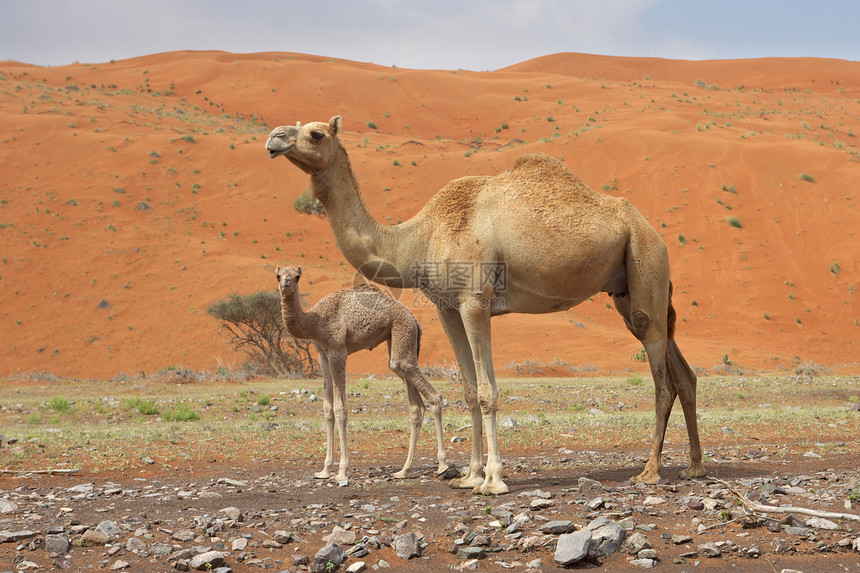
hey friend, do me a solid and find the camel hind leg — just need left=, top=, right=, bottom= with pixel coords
left=616, top=217, right=705, bottom=483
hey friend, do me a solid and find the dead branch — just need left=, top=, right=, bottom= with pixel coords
left=714, top=477, right=860, bottom=523
left=0, top=468, right=80, bottom=475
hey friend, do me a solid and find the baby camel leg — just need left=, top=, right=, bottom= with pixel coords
left=327, top=350, right=350, bottom=482
left=315, top=350, right=336, bottom=479
left=388, top=329, right=448, bottom=478
left=391, top=381, right=425, bottom=479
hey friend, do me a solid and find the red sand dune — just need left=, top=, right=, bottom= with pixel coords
left=0, top=51, right=857, bottom=379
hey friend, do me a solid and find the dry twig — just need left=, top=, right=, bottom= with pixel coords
left=714, top=477, right=860, bottom=523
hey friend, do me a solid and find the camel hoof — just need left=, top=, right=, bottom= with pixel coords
left=473, top=480, right=510, bottom=496
left=630, top=471, right=660, bottom=485
left=435, top=464, right=450, bottom=477
left=450, top=475, right=484, bottom=489
left=314, top=471, right=331, bottom=480
left=391, top=470, right=408, bottom=479
left=680, top=465, right=707, bottom=479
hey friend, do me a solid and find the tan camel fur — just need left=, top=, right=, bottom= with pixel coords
left=266, top=116, right=706, bottom=494
left=275, top=265, right=448, bottom=483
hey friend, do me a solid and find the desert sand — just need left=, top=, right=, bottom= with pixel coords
left=0, top=50, right=857, bottom=378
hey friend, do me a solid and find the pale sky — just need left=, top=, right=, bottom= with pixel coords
left=2, top=0, right=858, bottom=70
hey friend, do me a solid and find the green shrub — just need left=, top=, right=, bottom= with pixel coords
left=124, top=397, right=159, bottom=415
left=799, top=172, right=816, bottom=183
left=163, top=403, right=199, bottom=422
left=49, top=396, right=71, bottom=413
left=626, top=375, right=644, bottom=386
left=293, top=188, right=325, bottom=216
left=727, top=217, right=742, bottom=228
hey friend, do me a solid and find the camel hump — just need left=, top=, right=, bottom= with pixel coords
left=512, top=152, right=564, bottom=171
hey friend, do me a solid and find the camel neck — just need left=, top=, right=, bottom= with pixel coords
left=311, top=146, right=424, bottom=288
left=280, top=288, right=312, bottom=340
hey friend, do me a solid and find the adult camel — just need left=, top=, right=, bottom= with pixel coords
left=266, top=116, right=706, bottom=494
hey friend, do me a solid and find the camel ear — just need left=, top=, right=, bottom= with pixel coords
left=296, top=266, right=302, bottom=279
left=329, top=116, right=342, bottom=135
left=275, top=266, right=281, bottom=279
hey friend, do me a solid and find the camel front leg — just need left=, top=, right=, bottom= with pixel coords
left=315, top=350, right=336, bottom=479
left=437, top=307, right=484, bottom=489
left=391, top=381, right=425, bottom=479
left=327, top=350, right=350, bottom=483
left=668, top=339, right=707, bottom=479
left=459, top=297, right=508, bottom=495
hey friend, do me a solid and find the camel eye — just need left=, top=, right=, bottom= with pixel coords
left=310, top=130, right=324, bottom=141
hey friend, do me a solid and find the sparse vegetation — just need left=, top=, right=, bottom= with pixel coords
left=727, top=217, right=742, bottom=228
left=293, top=188, right=326, bottom=216
left=799, top=172, right=817, bottom=183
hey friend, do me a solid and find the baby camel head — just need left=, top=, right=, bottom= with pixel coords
left=276, top=265, right=302, bottom=293
left=265, top=116, right=342, bottom=174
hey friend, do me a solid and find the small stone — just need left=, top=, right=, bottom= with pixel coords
left=785, top=526, right=810, bottom=536
left=345, top=562, right=367, bottom=573
left=630, top=558, right=656, bottom=568
left=313, top=543, right=346, bottom=573
left=324, top=525, right=356, bottom=546
left=539, top=520, right=574, bottom=534
left=218, top=478, right=247, bottom=487
left=0, top=530, right=36, bottom=543
left=95, top=520, right=121, bottom=538
left=292, top=554, right=310, bottom=566
left=643, top=496, right=667, bottom=506
left=394, top=532, right=423, bottom=559
left=125, top=537, right=146, bottom=553
left=698, top=542, right=721, bottom=557
left=625, top=531, right=652, bottom=554
left=273, top=530, right=293, bottom=544
left=806, top=517, right=839, bottom=530
left=45, top=533, right=71, bottom=554
left=220, top=507, right=243, bottom=522
left=172, top=529, right=196, bottom=542
left=554, top=530, right=591, bottom=566
left=456, top=546, right=486, bottom=560
left=109, top=560, right=130, bottom=570
left=529, top=498, right=555, bottom=509
left=586, top=497, right=604, bottom=510
left=232, top=537, right=248, bottom=551
left=80, top=529, right=109, bottom=546
left=500, top=416, right=517, bottom=428
left=578, top=476, right=603, bottom=493
left=638, top=548, right=659, bottom=559
left=189, top=550, right=226, bottom=570
left=803, top=451, right=823, bottom=459
left=590, top=520, right=626, bottom=557
left=0, top=500, right=18, bottom=514
left=672, top=534, right=693, bottom=545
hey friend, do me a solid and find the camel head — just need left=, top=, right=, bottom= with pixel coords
left=265, top=116, right=342, bottom=174
left=276, top=265, right=302, bottom=292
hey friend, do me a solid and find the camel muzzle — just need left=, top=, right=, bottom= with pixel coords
left=265, top=125, right=299, bottom=159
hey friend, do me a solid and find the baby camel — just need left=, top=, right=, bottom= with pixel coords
left=276, top=265, right=448, bottom=483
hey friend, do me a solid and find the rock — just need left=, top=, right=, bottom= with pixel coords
left=80, top=529, right=110, bottom=546
left=698, top=542, right=721, bottom=557
left=806, top=517, right=839, bottom=530
left=588, top=519, right=626, bottom=557
left=172, top=529, right=196, bottom=542
left=394, top=532, right=423, bottom=559
left=785, top=526, right=810, bottom=536
left=803, top=451, right=823, bottom=459
left=630, top=558, right=656, bottom=568
left=220, top=507, right=243, bottom=521
left=67, top=483, right=95, bottom=494
left=313, top=543, right=346, bottom=573
left=189, top=551, right=226, bottom=570
left=125, top=537, right=146, bottom=553
left=643, top=496, right=667, bottom=506
left=324, top=525, right=356, bottom=546
left=539, top=520, right=575, bottom=534
left=45, top=533, right=71, bottom=554
left=672, top=534, right=693, bottom=545
left=529, top=498, right=555, bottom=509
left=500, top=416, right=517, bottom=428
left=625, top=531, right=651, bottom=554
left=150, top=543, right=173, bottom=556
left=109, top=560, right=130, bottom=570
left=0, top=499, right=18, bottom=514
left=16, top=561, right=40, bottom=571
left=218, top=478, right=247, bottom=487
left=0, top=530, right=37, bottom=543
left=95, top=520, right=121, bottom=538
left=586, top=497, right=604, bottom=510
left=638, top=548, right=659, bottom=559
left=292, top=553, right=310, bottom=566
left=345, top=562, right=367, bottom=573
left=853, top=537, right=860, bottom=552
left=456, top=546, right=486, bottom=560
left=273, top=530, right=293, bottom=544
left=578, top=477, right=603, bottom=493
left=232, top=537, right=248, bottom=550
left=554, top=530, right=592, bottom=566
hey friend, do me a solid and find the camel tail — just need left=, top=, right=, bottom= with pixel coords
left=415, top=318, right=422, bottom=360
left=667, top=281, right=677, bottom=341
